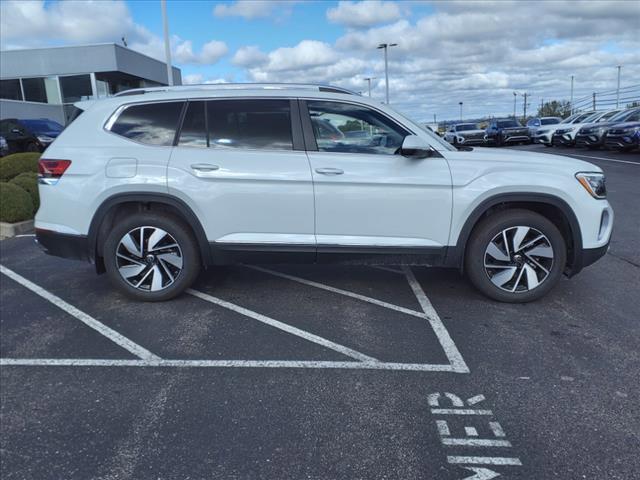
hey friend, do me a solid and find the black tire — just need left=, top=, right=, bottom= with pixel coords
left=25, top=142, right=39, bottom=152
left=103, top=212, right=201, bottom=301
left=465, top=209, right=566, bottom=303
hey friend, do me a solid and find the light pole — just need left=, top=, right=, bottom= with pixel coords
left=513, top=92, right=517, bottom=118
left=364, top=77, right=376, bottom=97
left=570, top=75, right=574, bottom=115
left=377, top=43, right=397, bottom=104
left=459, top=102, right=463, bottom=121
left=161, top=0, right=173, bottom=86
left=616, top=65, right=621, bottom=108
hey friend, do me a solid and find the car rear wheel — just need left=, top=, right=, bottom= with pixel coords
left=465, top=209, right=566, bottom=303
left=103, top=212, right=201, bottom=301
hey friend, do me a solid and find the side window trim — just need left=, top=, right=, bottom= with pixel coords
left=173, top=101, right=188, bottom=146
left=289, top=99, right=305, bottom=151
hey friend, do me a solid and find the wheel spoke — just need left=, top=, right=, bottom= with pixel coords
left=525, top=245, right=554, bottom=258
left=525, top=254, right=550, bottom=274
left=150, top=265, right=164, bottom=291
left=117, top=252, right=143, bottom=265
left=121, top=233, right=142, bottom=258
left=524, top=264, right=539, bottom=290
left=490, top=266, right=518, bottom=287
left=512, top=227, right=530, bottom=252
left=158, top=259, right=175, bottom=282
left=147, top=228, right=168, bottom=251
left=517, top=234, right=544, bottom=252
left=157, top=252, right=183, bottom=268
left=119, top=264, right=146, bottom=279
left=134, top=267, right=154, bottom=288
left=486, top=242, right=509, bottom=262
left=510, top=266, right=526, bottom=292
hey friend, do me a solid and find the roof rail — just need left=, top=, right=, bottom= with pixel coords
left=114, top=83, right=359, bottom=97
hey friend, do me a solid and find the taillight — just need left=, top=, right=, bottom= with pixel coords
left=38, top=159, right=71, bottom=185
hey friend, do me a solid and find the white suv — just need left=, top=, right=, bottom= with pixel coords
left=35, top=84, right=613, bottom=303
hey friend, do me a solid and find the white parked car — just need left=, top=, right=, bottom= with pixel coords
left=35, top=84, right=613, bottom=303
left=443, top=123, right=487, bottom=146
left=532, top=111, right=592, bottom=146
left=552, top=109, right=622, bottom=146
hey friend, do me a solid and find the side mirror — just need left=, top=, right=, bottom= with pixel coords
left=401, top=135, right=432, bottom=159
left=11, top=128, right=22, bottom=134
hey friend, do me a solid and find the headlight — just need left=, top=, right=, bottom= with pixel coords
left=37, top=135, right=54, bottom=143
left=576, top=172, right=606, bottom=199
left=622, top=126, right=640, bottom=135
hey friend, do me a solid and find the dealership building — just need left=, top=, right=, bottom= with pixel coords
left=0, top=43, right=182, bottom=125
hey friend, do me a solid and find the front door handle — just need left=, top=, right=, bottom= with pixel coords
left=191, top=163, right=220, bottom=172
left=315, top=167, right=344, bottom=176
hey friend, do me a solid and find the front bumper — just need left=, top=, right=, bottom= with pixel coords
left=605, top=134, right=639, bottom=150
left=35, top=228, right=90, bottom=262
left=575, top=133, right=604, bottom=148
left=458, top=136, right=486, bottom=145
left=552, top=132, right=575, bottom=146
left=533, top=132, right=553, bottom=145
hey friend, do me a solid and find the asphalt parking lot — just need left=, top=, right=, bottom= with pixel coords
left=1, top=145, right=638, bottom=479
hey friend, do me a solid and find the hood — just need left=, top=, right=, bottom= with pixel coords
left=446, top=146, right=599, bottom=175
left=608, top=121, right=640, bottom=130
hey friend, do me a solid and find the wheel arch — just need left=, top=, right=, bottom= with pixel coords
left=88, top=192, right=211, bottom=273
left=446, top=193, right=583, bottom=275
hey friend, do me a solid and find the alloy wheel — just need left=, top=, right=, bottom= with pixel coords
left=115, top=226, right=183, bottom=292
left=483, top=226, right=554, bottom=293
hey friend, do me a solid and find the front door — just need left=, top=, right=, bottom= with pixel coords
left=168, top=98, right=315, bottom=262
left=301, top=99, right=452, bottom=262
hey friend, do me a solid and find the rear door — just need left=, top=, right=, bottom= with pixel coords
left=301, top=99, right=452, bottom=262
left=168, top=98, right=315, bottom=262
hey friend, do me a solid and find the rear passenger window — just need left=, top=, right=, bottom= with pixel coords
left=178, top=101, right=207, bottom=148
left=207, top=99, right=292, bottom=150
left=110, top=102, right=184, bottom=146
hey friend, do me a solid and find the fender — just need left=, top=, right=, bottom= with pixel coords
left=87, top=192, right=211, bottom=267
left=444, top=192, right=583, bottom=274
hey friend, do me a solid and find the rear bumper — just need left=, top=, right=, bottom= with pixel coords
left=605, top=135, right=639, bottom=150
left=35, top=228, right=90, bottom=262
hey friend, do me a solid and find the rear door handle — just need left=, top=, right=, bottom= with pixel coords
left=315, top=167, right=344, bottom=176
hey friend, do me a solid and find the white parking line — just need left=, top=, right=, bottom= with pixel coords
left=403, top=267, right=470, bottom=373
left=247, top=266, right=426, bottom=319
left=0, top=358, right=463, bottom=371
left=186, top=288, right=378, bottom=363
left=0, top=265, right=161, bottom=361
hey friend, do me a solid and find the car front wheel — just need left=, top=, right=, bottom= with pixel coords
left=465, top=209, right=566, bottom=303
left=103, top=212, right=201, bottom=301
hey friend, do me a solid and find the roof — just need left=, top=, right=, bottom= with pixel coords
left=114, top=83, right=359, bottom=97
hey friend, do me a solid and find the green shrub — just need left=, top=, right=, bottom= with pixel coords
left=0, top=182, right=34, bottom=223
left=9, top=172, right=39, bottom=210
left=0, top=152, right=40, bottom=181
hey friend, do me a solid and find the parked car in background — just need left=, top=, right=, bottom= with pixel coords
left=485, top=119, right=530, bottom=146
left=576, top=108, right=640, bottom=149
left=0, top=118, right=63, bottom=154
left=526, top=117, right=561, bottom=138
left=552, top=110, right=619, bottom=147
left=532, top=112, right=586, bottom=146
left=605, top=115, right=640, bottom=152
left=0, top=136, right=8, bottom=157
left=443, top=123, right=487, bottom=146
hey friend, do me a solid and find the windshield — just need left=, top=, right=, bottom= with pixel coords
left=456, top=123, right=478, bottom=131
left=541, top=118, right=560, bottom=125
left=560, top=113, right=580, bottom=123
left=609, top=108, right=639, bottom=122
left=20, top=119, right=63, bottom=133
left=386, top=105, right=456, bottom=151
left=597, top=110, right=621, bottom=122
left=573, top=112, right=597, bottom=123
left=497, top=120, right=521, bottom=128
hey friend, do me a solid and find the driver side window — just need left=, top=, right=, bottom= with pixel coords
left=306, top=100, right=408, bottom=155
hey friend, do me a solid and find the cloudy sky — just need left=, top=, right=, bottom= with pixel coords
left=1, top=0, right=639, bottom=121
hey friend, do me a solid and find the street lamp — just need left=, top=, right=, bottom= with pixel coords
left=364, top=77, right=376, bottom=97
left=616, top=65, right=622, bottom=108
left=570, top=74, right=574, bottom=115
left=459, top=101, right=463, bottom=121
left=160, top=0, right=173, bottom=86
left=377, top=43, right=397, bottom=104
left=513, top=92, right=517, bottom=118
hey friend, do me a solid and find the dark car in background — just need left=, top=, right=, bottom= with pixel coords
left=0, top=118, right=63, bottom=154
left=485, top=118, right=530, bottom=146
left=576, top=108, right=640, bottom=149
left=605, top=117, right=640, bottom=152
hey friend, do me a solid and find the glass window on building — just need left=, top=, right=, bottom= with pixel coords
left=0, top=79, right=23, bottom=101
left=21, top=77, right=60, bottom=103
left=60, top=74, right=93, bottom=103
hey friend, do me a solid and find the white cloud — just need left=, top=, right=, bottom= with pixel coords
left=262, top=40, right=338, bottom=72
left=183, top=74, right=204, bottom=84
left=213, top=1, right=296, bottom=20
left=327, top=1, right=404, bottom=28
left=232, top=46, right=268, bottom=67
left=0, top=0, right=227, bottom=67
